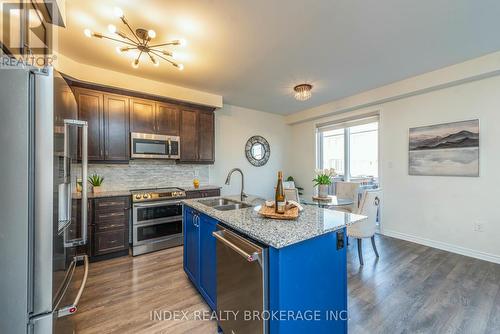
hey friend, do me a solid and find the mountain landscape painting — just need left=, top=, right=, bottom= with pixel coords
left=409, top=119, right=479, bottom=176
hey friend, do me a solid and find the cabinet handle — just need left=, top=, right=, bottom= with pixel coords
left=100, top=224, right=122, bottom=230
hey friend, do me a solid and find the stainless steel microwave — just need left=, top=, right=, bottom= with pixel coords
left=130, top=132, right=180, bottom=159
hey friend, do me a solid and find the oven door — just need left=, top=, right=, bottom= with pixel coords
left=133, top=200, right=183, bottom=224
left=133, top=218, right=183, bottom=246
left=131, top=132, right=169, bottom=159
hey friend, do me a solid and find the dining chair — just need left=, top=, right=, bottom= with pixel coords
left=284, top=188, right=300, bottom=202
left=335, top=181, right=360, bottom=212
left=347, top=189, right=382, bottom=265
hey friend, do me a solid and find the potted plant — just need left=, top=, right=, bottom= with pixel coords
left=313, top=168, right=336, bottom=198
left=88, top=173, right=104, bottom=194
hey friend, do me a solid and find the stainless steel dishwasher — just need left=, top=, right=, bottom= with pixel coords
left=213, top=225, right=268, bottom=334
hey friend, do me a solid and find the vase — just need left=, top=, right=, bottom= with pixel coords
left=92, top=186, right=102, bottom=194
left=318, top=184, right=328, bottom=198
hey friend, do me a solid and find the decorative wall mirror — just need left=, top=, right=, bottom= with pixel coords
left=245, top=135, right=270, bottom=167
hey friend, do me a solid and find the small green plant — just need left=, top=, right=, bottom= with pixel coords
left=312, top=168, right=336, bottom=187
left=88, top=173, right=104, bottom=187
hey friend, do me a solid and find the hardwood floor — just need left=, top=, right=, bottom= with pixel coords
left=348, top=235, right=500, bottom=334
left=74, top=235, right=500, bottom=334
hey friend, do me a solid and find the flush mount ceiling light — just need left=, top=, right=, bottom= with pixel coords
left=84, top=7, right=186, bottom=70
left=293, top=84, right=313, bottom=101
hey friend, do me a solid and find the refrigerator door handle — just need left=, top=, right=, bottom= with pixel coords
left=55, top=255, right=89, bottom=318
left=63, top=119, right=88, bottom=247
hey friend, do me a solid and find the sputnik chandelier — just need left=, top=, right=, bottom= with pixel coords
left=84, top=7, right=186, bottom=70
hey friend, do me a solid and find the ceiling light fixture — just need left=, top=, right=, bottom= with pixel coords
left=293, top=84, right=313, bottom=101
left=84, top=7, right=186, bottom=70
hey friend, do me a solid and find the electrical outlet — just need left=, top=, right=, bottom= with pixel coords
left=473, top=222, right=484, bottom=232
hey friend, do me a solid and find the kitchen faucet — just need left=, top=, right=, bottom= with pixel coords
left=225, top=168, right=247, bottom=202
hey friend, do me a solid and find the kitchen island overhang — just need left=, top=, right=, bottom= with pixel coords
left=182, top=196, right=366, bottom=334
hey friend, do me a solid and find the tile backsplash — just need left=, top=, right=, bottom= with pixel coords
left=72, top=160, right=209, bottom=191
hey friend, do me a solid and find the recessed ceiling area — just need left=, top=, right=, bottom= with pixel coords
left=58, top=0, right=500, bottom=115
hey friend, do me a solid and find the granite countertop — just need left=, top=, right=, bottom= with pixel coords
left=72, top=190, right=131, bottom=199
left=183, top=195, right=367, bottom=249
left=72, top=185, right=221, bottom=200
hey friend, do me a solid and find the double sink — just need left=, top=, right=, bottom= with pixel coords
left=198, top=198, right=252, bottom=211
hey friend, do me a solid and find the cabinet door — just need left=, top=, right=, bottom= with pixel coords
left=75, top=88, right=104, bottom=161
left=130, top=98, right=156, bottom=133
left=199, top=214, right=217, bottom=310
left=198, top=110, right=215, bottom=162
left=183, top=208, right=199, bottom=283
left=104, top=94, right=130, bottom=161
left=179, top=108, right=199, bottom=162
left=93, top=229, right=128, bottom=256
left=156, top=102, right=180, bottom=135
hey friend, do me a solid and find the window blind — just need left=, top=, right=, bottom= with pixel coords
left=316, top=113, right=380, bottom=132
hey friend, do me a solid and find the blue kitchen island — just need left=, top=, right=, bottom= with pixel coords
left=182, top=196, right=366, bottom=334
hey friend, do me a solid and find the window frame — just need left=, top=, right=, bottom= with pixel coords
left=317, top=114, right=380, bottom=181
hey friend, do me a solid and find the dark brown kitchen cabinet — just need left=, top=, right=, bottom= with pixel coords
left=75, top=87, right=130, bottom=163
left=75, top=87, right=104, bottom=161
left=198, top=110, right=215, bottom=162
left=156, top=102, right=180, bottom=135
left=66, top=77, right=216, bottom=164
left=179, top=108, right=215, bottom=163
left=130, top=98, right=156, bottom=133
left=179, top=108, right=198, bottom=162
left=104, top=94, right=130, bottom=161
left=90, top=196, right=130, bottom=259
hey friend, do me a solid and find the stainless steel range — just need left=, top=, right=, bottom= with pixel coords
left=131, top=187, right=186, bottom=256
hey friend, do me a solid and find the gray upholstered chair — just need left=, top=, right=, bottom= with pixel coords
left=347, top=189, right=382, bottom=265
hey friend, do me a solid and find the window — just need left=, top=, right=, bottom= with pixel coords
left=317, top=116, right=379, bottom=180
left=349, top=122, right=378, bottom=178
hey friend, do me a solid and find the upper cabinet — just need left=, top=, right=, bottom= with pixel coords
left=74, top=87, right=130, bottom=163
left=104, top=94, right=130, bottom=161
left=157, top=102, right=180, bottom=136
left=74, top=88, right=104, bottom=161
left=130, top=98, right=156, bottom=134
left=180, top=108, right=215, bottom=163
left=68, top=80, right=215, bottom=164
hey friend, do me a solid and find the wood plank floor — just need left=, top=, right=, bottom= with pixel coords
left=73, top=235, right=500, bottom=334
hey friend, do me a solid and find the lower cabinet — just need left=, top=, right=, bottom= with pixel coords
left=90, top=196, right=131, bottom=260
left=183, top=206, right=217, bottom=311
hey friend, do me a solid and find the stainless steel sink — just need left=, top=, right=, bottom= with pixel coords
left=197, top=198, right=252, bottom=211
left=198, top=198, right=238, bottom=207
left=213, top=203, right=252, bottom=211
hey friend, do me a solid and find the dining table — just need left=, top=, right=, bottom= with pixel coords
left=301, top=195, right=354, bottom=209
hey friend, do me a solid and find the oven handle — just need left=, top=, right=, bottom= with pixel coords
left=133, top=200, right=183, bottom=208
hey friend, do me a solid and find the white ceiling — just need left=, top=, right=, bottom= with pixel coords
left=58, top=0, right=500, bottom=115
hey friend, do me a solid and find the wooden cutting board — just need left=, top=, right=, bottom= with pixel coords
left=258, top=205, right=299, bottom=220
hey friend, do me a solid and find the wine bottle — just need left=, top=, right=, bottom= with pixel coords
left=275, top=171, right=286, bottom=214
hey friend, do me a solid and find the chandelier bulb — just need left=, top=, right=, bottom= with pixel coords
left=108, top=24, right=117, bottom=34
left=147, top=30, right=156, bottom=39
left=84, top=29, right=92, bottom=38
left=114, top=7, right=124, bottom=19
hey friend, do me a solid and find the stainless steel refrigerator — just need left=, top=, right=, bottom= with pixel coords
left=0, top=65, right=89, bottom=333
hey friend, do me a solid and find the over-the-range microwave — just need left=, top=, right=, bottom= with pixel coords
left=130, top=132, right=180, bottom=159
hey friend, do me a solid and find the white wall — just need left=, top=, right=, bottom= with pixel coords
left=210, top=104, right=291, bottom=199
left=288, top=68, right=500, bottom=264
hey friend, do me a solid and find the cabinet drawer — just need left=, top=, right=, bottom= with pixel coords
left=94, top=229, right=128, bottom=255
left=95, top=220, right=128, bottom=232
left=94, top=196, right=130, bottom=212
left=94, top=210, right=127, bottom=224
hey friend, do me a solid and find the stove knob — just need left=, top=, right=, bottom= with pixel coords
left=135, top=194, right=141, bottom=200
left=143, top=193, right=150, bottom=199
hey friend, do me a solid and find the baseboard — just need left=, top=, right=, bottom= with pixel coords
left=380, top=229, right=500, bottom=264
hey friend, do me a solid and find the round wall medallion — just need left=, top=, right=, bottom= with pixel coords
left=245, top=136, right=270, bottom=167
